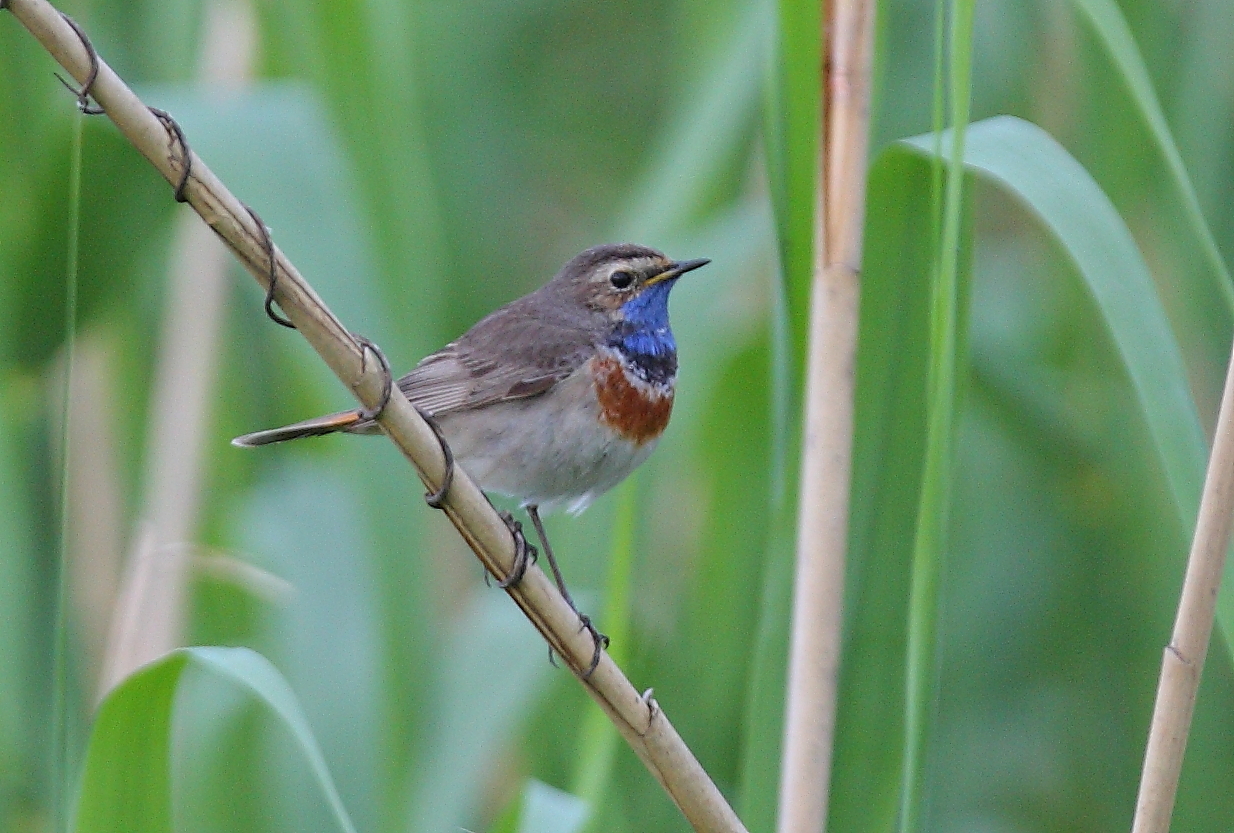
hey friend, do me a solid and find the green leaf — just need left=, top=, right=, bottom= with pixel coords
left=832, top=111, right=1217, bottom=833
left=1068, top=0, right=1234, bottom=314
left=903, top=116, right=1208, bottom=547
left=906, top=115, right=1234, bottom=653
left=73, top=647, right=357, bottom=833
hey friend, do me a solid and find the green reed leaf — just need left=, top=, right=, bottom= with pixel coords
left=74, top=647, right=357, bottom=833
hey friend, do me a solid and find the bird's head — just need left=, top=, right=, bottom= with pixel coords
left=552, top=244, right=710, bottom=330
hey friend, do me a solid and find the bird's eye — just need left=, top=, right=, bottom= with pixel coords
left=609, top=269, right=635, bottom=290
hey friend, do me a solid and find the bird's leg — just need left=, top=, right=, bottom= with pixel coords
left=527, top=505, right=609, bottom=677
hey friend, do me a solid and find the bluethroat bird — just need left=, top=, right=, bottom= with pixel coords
left=233, top=243, right=709, bottom=671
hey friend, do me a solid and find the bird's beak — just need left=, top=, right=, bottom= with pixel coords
left=646, top=258, right=711, bottom=287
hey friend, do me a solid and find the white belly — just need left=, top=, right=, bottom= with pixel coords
left=435, top=366, right=659, bottom=514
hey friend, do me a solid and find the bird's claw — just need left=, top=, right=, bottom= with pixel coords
left=497, top=511, right=537, bottom=589
left=577, top=614, right=609, bottom=678
left=419, top=408, right=455, bottom=509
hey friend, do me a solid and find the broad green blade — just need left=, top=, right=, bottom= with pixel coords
left=73, top=647, right=357, bottom=833
left=74, top=655, right=182, bottom=833
left=831, top=111, right=1218, bottom=833
left=903, top=117, right=1208, bottom=553
left=904, top=115, right=1234, bottom=645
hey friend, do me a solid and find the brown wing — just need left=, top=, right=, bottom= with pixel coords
left=396, top=292, right=600, bottom=416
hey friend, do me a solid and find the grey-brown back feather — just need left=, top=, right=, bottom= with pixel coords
left=396, top=285, right=603, bottom=417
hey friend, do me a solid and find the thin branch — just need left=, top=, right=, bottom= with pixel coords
left=1131, top=333, right=1234, bottom=832
left=777, top=0, right=876, bottom=832
left=2, top=2, right=748, bottom=831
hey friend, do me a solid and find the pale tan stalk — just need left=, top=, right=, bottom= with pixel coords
left=777, top=1, right=876, bottom=832
left=4, top=2, right=748, bottom=830
left=1131, top=334, right=1234, bottom=833
left=62, top=336, right=124, bottom=689
left=97, top=0, right=256, bottom=699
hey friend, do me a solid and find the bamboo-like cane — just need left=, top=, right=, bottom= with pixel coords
left=776, top=1, right=876, bottom=832
left=3, top=2, right=748, bottom=831
left=1131, top=333, right=1234, bottom=833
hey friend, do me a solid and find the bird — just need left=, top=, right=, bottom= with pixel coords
left=232, top=243, right=709, bottom=672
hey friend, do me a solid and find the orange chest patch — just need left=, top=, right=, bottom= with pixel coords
left=591, top=354, right=674, bottom=445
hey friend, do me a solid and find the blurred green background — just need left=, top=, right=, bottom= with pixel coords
left=3, top=0, right=1234, bottom=831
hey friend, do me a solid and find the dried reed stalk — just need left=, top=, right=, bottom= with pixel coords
left=3, top=1, right=747, bottom=830
left=1131, top=334, right=1234, bottom=833
left=777, top=1, right=876, bottom=832
left=62, top=336, right=124, bottom=691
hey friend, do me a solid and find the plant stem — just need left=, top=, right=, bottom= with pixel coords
left=1131, top=337, right=1234, bottom=832
left=776, top=0, right=876, bottom=831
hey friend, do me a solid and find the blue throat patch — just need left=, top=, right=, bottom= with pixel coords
left=607, top=279, right=679, bottom=386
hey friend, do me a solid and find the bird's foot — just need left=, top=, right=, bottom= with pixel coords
left=544, top=613, right=607, bottom=676
left=577, top=613, right=609, bottom=678
left=355, top=335, right=393, bottom=420
left=523, top=504, right=609, bottom=677
left=418, top=407, right=455, bottom=509
left=496, top=510, right=537, bottom=589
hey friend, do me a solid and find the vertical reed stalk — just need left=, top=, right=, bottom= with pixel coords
left=65, top=338, right=124, bottom=692
left=776, top=1, right=876, bottom=831
left=1131, top=334, right=1234, bottom=831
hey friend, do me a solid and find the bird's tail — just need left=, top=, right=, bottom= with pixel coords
left=231, top=409, right=367, bottom=447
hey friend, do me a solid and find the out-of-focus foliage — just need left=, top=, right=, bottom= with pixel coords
left=78, top=647, right=358, bottom=833
left=3, top=0, right=1234, bottom=831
